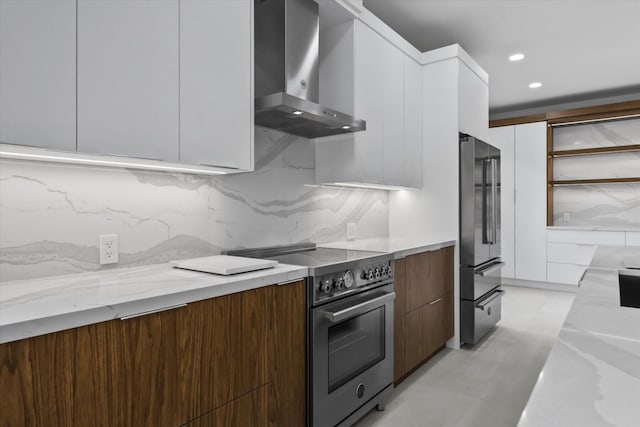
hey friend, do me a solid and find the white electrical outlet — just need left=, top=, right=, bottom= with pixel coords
left=99, top=234, right=119, bottom=265
left=347, top=222, right=357, bottom=240
left=563, top=212, right=571, bottom=222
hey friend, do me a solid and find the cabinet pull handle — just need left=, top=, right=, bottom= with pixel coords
left=198, top=162, right=240, bottom=170
left=120, top=303, right=187, bottom=320
left=429, top=297, right=442, bottom=305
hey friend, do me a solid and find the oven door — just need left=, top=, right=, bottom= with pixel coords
left=311, top=284, right=395, bottom=427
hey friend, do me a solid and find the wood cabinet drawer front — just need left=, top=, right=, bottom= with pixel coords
left=404, top=292, right=452, bottom=371
left=546, top=242, right=596, bottom=264
left=0, top=309, right=182, bottom=427
left=547, top=262, right=585, bottom=285
left=627, top=232, right=640, bottom=247
left=547, top=229, right=625, bottom=245
left=405, top=247, right=454, bottom=312
left=178, top=287, right=269, bottom=421
left=184, top=385, right=268, bottom=427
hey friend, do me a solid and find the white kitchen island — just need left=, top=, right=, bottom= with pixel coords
left=518, top=246, right=640, bottom=427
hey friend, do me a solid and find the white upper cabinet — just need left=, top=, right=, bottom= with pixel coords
left=356, top=21, right=403, bottom=185
left=179, top=0, right=253, bottom=170
left=403, top=55, right=423, bottom=188
left=77, top=0, right=180, bottom=162
left=0, top=0, right=76, bottom=151
left=316, top=18, right=422, bottom=188
left=458, top=63, right=489, bottom=142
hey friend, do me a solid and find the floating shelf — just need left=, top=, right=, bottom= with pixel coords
left=550, top=144, right=640, bottom=157
left=550, top=177, right=640, bottom=186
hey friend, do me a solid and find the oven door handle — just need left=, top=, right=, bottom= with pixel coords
left=320, top=292, right=396, bottom=323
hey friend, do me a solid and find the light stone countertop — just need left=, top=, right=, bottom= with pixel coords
left=518, top=246, right=640, bottom=427
left=548, top=225, right=640, bottom=232
left=319, top=237, right=456, bottom=259
left=0, top=262, right=307, bottom=344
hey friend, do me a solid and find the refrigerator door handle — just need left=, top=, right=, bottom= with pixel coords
left=483, top=158, right=491, bottom=244
left=475, top=261, right=505, bottom=276
left=491, top=158, right=498, bottom=244
left=476, top=289, right=505, bottom=310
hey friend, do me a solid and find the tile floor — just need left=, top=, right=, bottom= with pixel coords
left=355, top=285, right=576, bottom=427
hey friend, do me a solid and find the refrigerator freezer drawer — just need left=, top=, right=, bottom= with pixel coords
left=461, top=289, right=504, bottom=345
left=460, top=260, right=503, bottom=301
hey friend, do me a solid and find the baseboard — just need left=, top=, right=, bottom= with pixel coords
left=501, top=278, right=577, bottom=293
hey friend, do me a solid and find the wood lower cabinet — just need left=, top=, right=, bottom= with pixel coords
left=394, top=246, right=454, bottom=384
left=0, top=308, right=182, bottom=427
left=0, top=281, right=306, bottom=427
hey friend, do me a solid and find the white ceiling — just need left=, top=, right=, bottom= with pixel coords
left=363, top=0, right=640, bottom=115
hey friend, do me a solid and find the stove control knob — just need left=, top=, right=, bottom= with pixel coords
left=321, top=279, right=333, bottom=294
left=343, top=270, right=355, bottom=288
left=367, top=269, right=375, bottom=280
left=336, top=278, right=345, bottom=289
left=375, top=268, right=381, bottom=279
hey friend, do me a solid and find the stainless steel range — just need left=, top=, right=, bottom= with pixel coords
left=226, top=243, right=395, bottom=427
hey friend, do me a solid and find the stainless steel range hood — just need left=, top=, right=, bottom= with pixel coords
left=254, top=0, right=366, bottom=138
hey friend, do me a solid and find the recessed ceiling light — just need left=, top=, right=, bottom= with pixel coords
left=292, top=110, right=303, bottom=115
left=509, top=53, right=525, bottom=62
left=529, top=82, right=542, bottom=89
left=341, top=125, right=351, bottom=130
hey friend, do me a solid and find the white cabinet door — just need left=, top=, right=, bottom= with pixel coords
left=354, top=21, right=391, bottom=184
left=403, top=55, right=423, bottom=188
left=77, top=0, right=179, bottom=162
left=490, top=125, right=515, bottom=279
left=458, top=63, right=489, bottom=142
left=180, top=0, right=252, bottom=170
left=514, top=122, right=548, bottom=282
left=547, top=263, right=584, bottom=286
left=0, top=0, right=76, bottom=150
left=547, top=229, right=626, bottom=246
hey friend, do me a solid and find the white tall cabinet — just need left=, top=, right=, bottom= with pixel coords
left=490, top=121, right=547, bottom=283
left=77, top=0, right=180, bottom=162
left=0, top=0, right=76, bottom=151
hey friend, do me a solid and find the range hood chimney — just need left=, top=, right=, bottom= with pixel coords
left=254, top=0, right=366, bottom=138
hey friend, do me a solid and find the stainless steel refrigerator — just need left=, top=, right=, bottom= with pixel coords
left=459, top=133, right=505, bottom=345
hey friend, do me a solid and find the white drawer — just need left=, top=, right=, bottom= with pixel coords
left=627, top=232, right=640, bottom=247
left=547, top=262, right=585, bottom=286
left=547, top=229, right=625, bottom=245
left=546, top=242, right=596, bottom=264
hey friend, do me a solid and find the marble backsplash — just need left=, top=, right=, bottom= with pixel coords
left=0, top=129, right=388, bottom=281
left=552, top=118, right=640, bottom=228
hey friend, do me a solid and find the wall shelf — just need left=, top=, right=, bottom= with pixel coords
left=551, top=144, right=640, bottom=157
left=550, top=177, right=640, bottom=186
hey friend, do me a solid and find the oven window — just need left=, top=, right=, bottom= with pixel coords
left=327, top=307, right=385, bottom=393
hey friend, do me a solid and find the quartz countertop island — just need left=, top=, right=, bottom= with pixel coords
left=518, top=246, right=640, bottom=427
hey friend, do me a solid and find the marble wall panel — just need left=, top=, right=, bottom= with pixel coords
left=553, top=183, right=640, bottom=228
left=0, top=129, right=388, bottom=281
left=553, top=117, right=640, bottom=150
left=552, top=116, right=640, bottom=227
left=554, top=152, right=640, bottom=180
